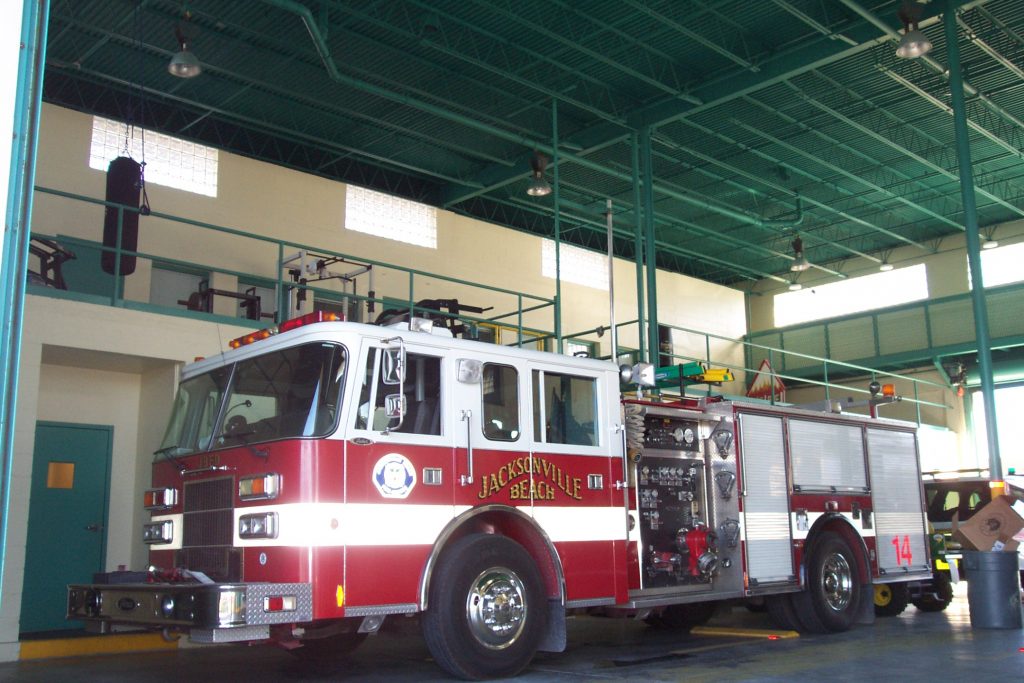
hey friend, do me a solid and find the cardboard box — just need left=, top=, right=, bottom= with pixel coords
left=952, top=495, right=1024, bottom=552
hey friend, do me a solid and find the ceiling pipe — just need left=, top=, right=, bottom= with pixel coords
left=261, top=0, right=802, bottom=235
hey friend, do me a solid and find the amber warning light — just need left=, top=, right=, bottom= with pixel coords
left=228, top=311, right=343, bottom=349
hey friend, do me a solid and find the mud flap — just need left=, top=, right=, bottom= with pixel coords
left=538, top=599, right=566, bottom=652
left=855, top=582, right=875, bottom=626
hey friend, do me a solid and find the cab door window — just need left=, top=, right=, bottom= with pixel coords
left=532, top=370, right=598, bottom=446
left=481, top=363, right=519, bottom=441
left=356, top=348, right=442, bottom=435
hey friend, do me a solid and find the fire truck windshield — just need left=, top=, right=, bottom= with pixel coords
left=155, top=342, right=348, bottom=460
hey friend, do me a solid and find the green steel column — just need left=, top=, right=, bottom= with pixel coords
left=0, top=0, right=48, bottom=603
left=631, top=133, right=646, bottom=361
left=944, top=3, right=1001, bottom=476
left=552, top=100, right=562, bottom=353
left=639, top=126, right=659, bottom=364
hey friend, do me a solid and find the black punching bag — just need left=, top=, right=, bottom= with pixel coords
left=101, top=156, right=141, bottom=275
left=658, top=324, right=673, bottom=368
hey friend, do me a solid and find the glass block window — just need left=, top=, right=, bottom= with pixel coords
left=89, top=115, right=218, bottom=197
left=542, top=240, right=609, bottom=290
left=971, top=241, right=1024, bottom=288
left=774, top=264, right=928, bottom=327
left=345, top=185, right=437, bottom=248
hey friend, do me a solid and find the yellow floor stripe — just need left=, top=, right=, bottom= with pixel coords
left=19, top=633, right=179, bottom=660
left=691, top=625, right=800, bottom=639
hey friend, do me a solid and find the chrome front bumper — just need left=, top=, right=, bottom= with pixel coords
left=67, top=582, right=313, bottom=642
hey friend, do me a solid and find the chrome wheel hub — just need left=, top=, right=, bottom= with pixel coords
left=821, top=553, right=853, bottom=612
left=465, top=567, right=527, bottom=650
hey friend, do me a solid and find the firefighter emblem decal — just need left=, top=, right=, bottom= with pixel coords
left=372, top=453, right=416, bottom=499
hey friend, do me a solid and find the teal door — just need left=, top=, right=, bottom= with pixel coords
left=20, top=422, right=112, bottom=634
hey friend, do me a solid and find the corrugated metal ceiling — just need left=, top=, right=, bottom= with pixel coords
left=41, top=0, right=1024, bottom=287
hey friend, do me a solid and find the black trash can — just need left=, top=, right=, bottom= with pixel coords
left=963, top=550, right=1023, bottom=629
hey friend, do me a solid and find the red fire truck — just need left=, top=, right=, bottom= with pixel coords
left=68, top=311, right=931, bottom=679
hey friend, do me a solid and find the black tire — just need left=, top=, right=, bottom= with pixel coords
left=765, top=593, right=804, bottom=631
left=912, top=571, right=954, bottom=612
left=645, top=601, right=717, bottom=630
left=422, top=534, right=546, bottom=680
left=291, top=632, right=367, bottom=660
left=873, top=582, right=910, bottom=617
left=791, top=532, right=862, bottom=633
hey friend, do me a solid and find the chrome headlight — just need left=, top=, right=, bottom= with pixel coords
left=143, top=520, right=173, bottom=544
left=239, top=512, right=278, bottom=539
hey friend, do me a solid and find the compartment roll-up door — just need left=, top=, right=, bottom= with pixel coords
left=738, top=413, right=795, bottom=584
left=868, top=429, right=930, bottom=576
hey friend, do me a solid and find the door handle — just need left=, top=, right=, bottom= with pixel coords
left=84, top=524, right=102, bottom=532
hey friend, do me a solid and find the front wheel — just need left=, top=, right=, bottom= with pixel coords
left=422, top=534, right=546, bottom=680
left=792, top=532, right=862, bottom=633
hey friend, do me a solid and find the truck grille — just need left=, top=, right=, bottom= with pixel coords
left=177, top=477, right=241, bottom=582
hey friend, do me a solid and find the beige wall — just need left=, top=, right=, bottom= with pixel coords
left=1, top=296, right=250, bottom=658
left=33, top=104, right=746, bottom=361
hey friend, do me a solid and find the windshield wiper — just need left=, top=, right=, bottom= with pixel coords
left=218, top=429, right=269, bottom=459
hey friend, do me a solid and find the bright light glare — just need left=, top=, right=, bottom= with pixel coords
left=970, top=241, right=1024, bottom=288
left=774, top=264, right=928, bottom=327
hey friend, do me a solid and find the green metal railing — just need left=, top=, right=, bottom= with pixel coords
left=565, top=319, right=950, bottom=424
left=31, top=186, right=556, bottom=344
left=746, top=280, right=1024, bottom=374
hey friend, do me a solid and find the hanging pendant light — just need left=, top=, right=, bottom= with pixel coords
left=526, top=151, right=552, bottom=197
left=790, top=236, right=810, bottom=272
left=896, top=1, right=932, bottom=59
left=168, top=20, right=202, bottom=78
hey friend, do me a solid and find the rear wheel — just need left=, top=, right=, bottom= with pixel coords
left=645, top=601, right=717, bottom=630
left=422, top=534, right=546, bottom=680
left=792, top=532, right=862, bottom=633
left=912, top=571, right=953, bottom=612
left=873, top=582, right=909, bottom=617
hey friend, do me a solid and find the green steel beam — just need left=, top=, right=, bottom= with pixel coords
left=1, top=0, right=47, bottom=604
left=641, top=127, right=660, bottom=365
left=958, top=13, right=1024, bottom=81
left=944, top=3, right=1000, bottom=476
left=621, top=0, right=759, bottom=72
left=788, top=80, right=1024, bottom=220
left=631, top=133, right=646, bottom=361
left=741, top=95, right=963, bottom=232
left=729, top=118, right=932, bottom=248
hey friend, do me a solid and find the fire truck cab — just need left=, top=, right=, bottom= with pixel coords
left=67, top=312, right=931, bottom=679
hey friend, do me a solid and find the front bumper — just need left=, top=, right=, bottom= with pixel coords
left=67, top=582, right=313, bottom=643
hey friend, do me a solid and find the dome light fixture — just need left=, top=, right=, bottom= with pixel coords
left=788, top=281, right=803, bottom=292
left=879, top=261, right=894, bottom=272
left=896, top=1, right=932, bottom=59
left=526, top=151, right=552, bottom=197
left=168, top=20, right=202, bottom=79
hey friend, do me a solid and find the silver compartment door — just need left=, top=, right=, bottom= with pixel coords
left=868, top=428, right=930, bottom=576
left=739, top=414, right=795, bottom=584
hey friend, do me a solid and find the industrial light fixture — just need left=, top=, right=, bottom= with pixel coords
left=879, top=261, right=894, bottom=272
left=982, top=235, right=999, bottom=249
left=790, top=236, right=810, bottom=272
left=526, top=151, right=552, bottom=197
left=896, top=1, right=932, bottom=59
left=168, top=19, right=202, bottom=78
left=788, top=281, right=803, bottom=292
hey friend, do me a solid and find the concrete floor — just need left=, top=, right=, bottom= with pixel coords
left=3, top=585, right=1022, bottom=682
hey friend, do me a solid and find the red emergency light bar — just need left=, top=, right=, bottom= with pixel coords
left=228, top=311, right=344, bottom=349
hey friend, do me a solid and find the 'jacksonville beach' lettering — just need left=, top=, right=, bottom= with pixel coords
left=478, top=456, right=582, bottom=500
